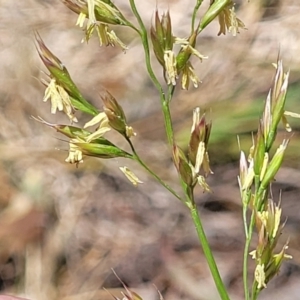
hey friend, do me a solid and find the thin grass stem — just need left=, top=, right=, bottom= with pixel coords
left=189, top=202, right=230, bottom=300
left=191, top=0, right=204, bottom=32
left=128, top=0, right=175, bottom=146
left=126, top=138, right=183, bottom=203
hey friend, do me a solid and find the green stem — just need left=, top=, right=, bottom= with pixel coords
left=251, top=280, right=259, bottom=300
left=241, top=190, right=251, bottom=300
left=128, top=4, right=228, bottom=299
left=128, top=2, right=228, bottom=298
left=162, top=99, right=175, bottom=146
left=129, top=0, right=175, bottom=147
left=243, top=209, right=255, bottom=300
left=242, top=193, right=250, bottom=238
left=125, top=21, right=141, bottom=35
left=167, top=85, right=175, bottom=103
left=128, top=0, right=163, bottom=94
left=126, top=138, right=183, bottom=203
left=191, top=0, right=204, bottom=32
left=189, top=202, right=230, bottom=300
left=243, top=176, right=265, bottom=300
left=162, top=85, right=176, bottom=144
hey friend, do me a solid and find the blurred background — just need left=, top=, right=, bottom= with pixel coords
left=0, top=0, right=300, bottom=299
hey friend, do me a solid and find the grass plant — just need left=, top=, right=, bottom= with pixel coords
left=34, top=1, right=299, bottom=299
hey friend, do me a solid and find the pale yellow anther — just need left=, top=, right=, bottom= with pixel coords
left=87, top=0, right=96, bottom=24
left=249, top=250, right=257, bottom=260
left=181, top=62, right=201, bottom=90
left=43, top=79, right=63, bottom=113
left=218, top=4, right=246, bottom=36
left=119, top=167, right=143, bottom=186
left=86, top=127, right=111, bottom=142
left=191, top=107, right=200, bottom=133
left=194, top=141, right=205, bottom=174
left=43, top=78, right=77, bottom=122
left=126, top=126, right=136, bottom=138
left=76, top=12, right=87, bottom=28
left=272, top=205, right=282, bottom=238
left=65, top=140, right=83, bottom=165
left=107, top=30, right=128, bottom=51
left=164, top=50, right=177, bottom=86
left=254, top=264, right=266, bottom=289
left=242, top=165, right=254, bottom=191
left=84, top=112, right=111, bottom=142
left=180, top=44, right=208, bottom=61
left=84, top=112, right=108, bottom=128
left=284, top=111, right=300, bottom=118
left=197, top=175, right=212, bottom=193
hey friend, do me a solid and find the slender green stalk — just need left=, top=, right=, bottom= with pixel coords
left=129, top=0, right=175, bottom=146
left=189, top=202, right=230, bottom=300
left=163, top=85, right=176, bottom=145
left=162, top=100, right=175, bottom=146
left=243, top=177, right=259, bottom=300
left=242, top=194, right=251, bottom=238
left=243, top=209, right=255, bottom=300
left=126, top=138, right=183, bottom=203
left=154, top=82, right=175, bottom=147
left=191, top=0, right=204, bottom=32
left=128, top=0, right=163, bottom=94
left=251, top=280, right=260, bottom=300
left=167, top=85, right=175, bottom=103
left=242, top=191, right=251, bottom=300
left=243, top=177, right=266, bottom=300
left=129, top=3, right=229, bottom=299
